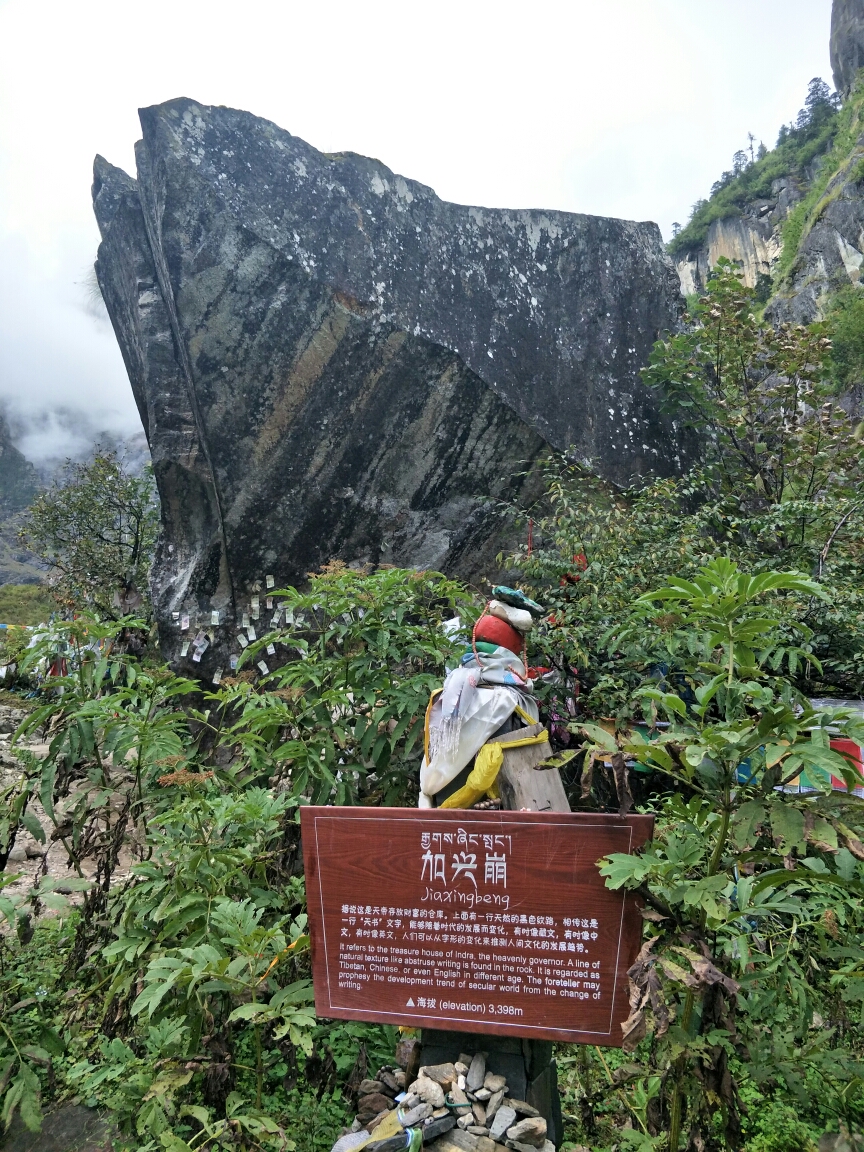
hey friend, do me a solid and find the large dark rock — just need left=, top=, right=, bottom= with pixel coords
left=92, top=98, right=682, bottom=673
left=832, top=0, right=864, bottom=96
left=0, top=1104, right=116, bottom=1151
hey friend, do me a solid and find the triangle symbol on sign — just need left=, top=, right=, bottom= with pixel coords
left=406, top=998, right=415, bottom=1008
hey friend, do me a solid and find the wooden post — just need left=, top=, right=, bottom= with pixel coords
left=421, top=732, right=571, bottom=1146
left=495, top=725, right=570, bottom=814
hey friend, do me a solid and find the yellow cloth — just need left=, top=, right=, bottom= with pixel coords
left=349, top=1108, right=404, bottom=1152
left=439, top=727, right=550, bottom=809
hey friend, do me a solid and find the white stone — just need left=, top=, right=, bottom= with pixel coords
left=489, top=1106, right=516, bottom=1142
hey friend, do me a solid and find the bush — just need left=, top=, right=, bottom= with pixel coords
left=221, top=563, right=478, bottom=804
left=744, top=1102, right=819, bottom=1152
left=0, top=568, right=479, bottom=1142
left=827, top=286, right=864, bottom=390
left=513, top=261, right=864, bottom=709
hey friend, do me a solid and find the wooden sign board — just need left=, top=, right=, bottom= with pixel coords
left=300, top=807, right=653, bottom=1046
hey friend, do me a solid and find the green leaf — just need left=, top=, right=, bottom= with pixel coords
left=836, top=847, right=858, bottom=881
left=36, top=1026, right=65, bottom=1058
left=41, top=876, right=92, bottom=892
left=131, top=968, right=183, bottom=1017
left=180, top=1105, right=212, bottom=1127
left=2, top=1065, right=41, bottom=1133
left=227, top=1002, right=275, bottom=1022
left=658, top=957, right=691, bottom=984
left=598, top=852, right=651, bottom=889
left=807, top=817, right=839, bottom=851
left=770, top=805, right=806, bottom=853
left=752, top=868, right=864, bottom=897
left=732, top=801, right=766, bottom=850
left=576, top=722, right=618, bottom=752
left=537, top=749, right=579, bottom=771
left=19, top=812, right=44, bottom=845
left=159, top=1135, right=194, bottom=1152
left=0, top=1057, right=14, bottom=1097
left=270, top=979, right=314, bottom=1009
left=764, top=743, right=790, bottom=769
left=39, top=893, right=69, bottom=912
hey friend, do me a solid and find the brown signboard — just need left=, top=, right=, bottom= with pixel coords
left=300, top=807, right=653, bottom=1046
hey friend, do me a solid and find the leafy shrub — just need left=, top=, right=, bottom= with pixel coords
left=220, top=563, right=478, bottom=804
left=514, top=261, right=864, bottom=710
left=0, top=568, right=477, bottom=1140
left=827, top=286, right=864, bottom=390
left=588, top=560, right=864, bottom=1150
left=744, top=1101, right=819, bottom=1152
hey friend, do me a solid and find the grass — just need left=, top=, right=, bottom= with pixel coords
left=0, top=583, right=56, bottom=626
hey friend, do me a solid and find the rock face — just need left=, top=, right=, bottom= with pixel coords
left=832, top=0, right=864, bottom=96
left=768, top=146, right=864, bottom=325
left=1, top=1104, right=117, bottom=1152
left=673, top=148, right=864, bottom=326
left=93, top=98, right=682, bottom=672
left=673, top=169, right=814, bottom=299
left=0, top=416, right=38, bottom=519
left=0, top=415, right=43, bottom=585
left=675, top=201, right=789, bottom=296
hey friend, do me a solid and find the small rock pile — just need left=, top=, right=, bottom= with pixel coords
left=333, top=1051, right=553, bottom=1152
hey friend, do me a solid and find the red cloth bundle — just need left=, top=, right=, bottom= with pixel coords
left=473, top=613, right=523, bottom=655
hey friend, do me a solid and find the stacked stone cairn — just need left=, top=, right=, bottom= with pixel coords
left=332, top=1051, right=553, bottom=1152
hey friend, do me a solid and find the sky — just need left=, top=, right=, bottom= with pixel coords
left=0, top=0, right=834, bottom=466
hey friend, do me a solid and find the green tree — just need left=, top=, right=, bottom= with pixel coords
left=20, top=451, right=159, bottom=620
left=513, top=261, right=864, bottom=708
left=590, top=559, right=864, bottom=1149
left=643, top=259, right=860, bottom=532
left=669, top=79, right=842, bottom=259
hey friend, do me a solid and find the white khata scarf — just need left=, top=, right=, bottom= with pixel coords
left=427, top=646, right=531, bottom=763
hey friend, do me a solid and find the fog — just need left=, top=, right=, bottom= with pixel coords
left=0, top=0, right=833, bottom=465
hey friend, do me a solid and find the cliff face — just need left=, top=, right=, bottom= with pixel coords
left=0, top=417, right=38, bottom=520
left=674, top=79, right=864, bottom=325
left=671, top=2, right=864, bottom=309
left=93, top=98, right=684, bottom=674
left=767, top=101, right=864, bottom=324
left=0, top=416, right=43, bottom=586
left=676, top=196, right=791, bottom=296
left=676, top=146, right=864, bottom=324
left=833, top=0, right=864, bottom=96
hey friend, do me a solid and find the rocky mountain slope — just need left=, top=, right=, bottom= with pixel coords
left=0, top=414, right=43, bottom=585
left=92, top=97, right=686, bottom=674
left=769, top=88, right=864, bottom=323
left=674, top=0, right=864, bottom=323
left=0, top=414, right=38, bottom=520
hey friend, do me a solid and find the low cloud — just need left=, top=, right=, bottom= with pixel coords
left=0, top=230, right=142, bottom=469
